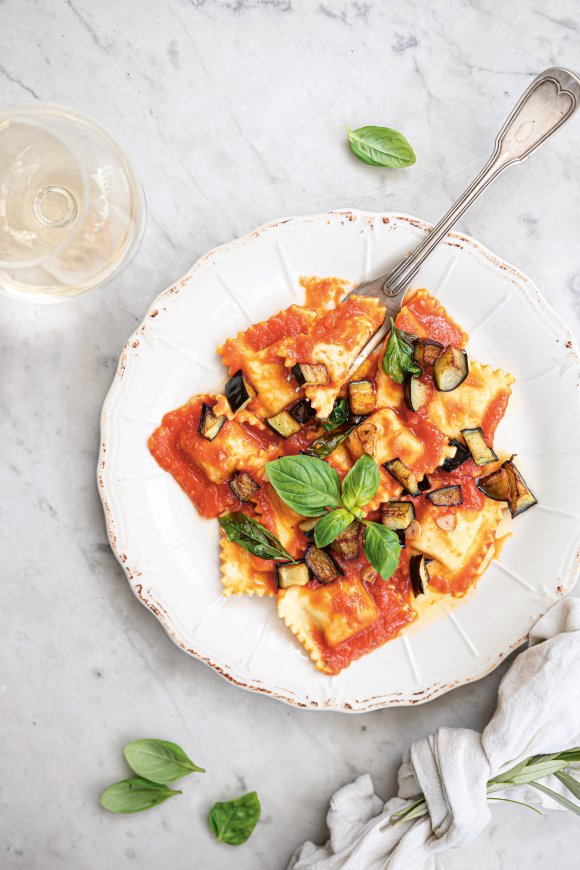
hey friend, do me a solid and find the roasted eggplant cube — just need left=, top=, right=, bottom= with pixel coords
left=439, top=438, right=471, bottom=472
left=381, top=500, right=415, bottom=531
left=410, top=554, right=430, bottom=597
left=291, top=363, right=329, bottom=387
left=418, top=475, right=431, bottom=493
left=383, top=458, right=421, bottom=497
left=298, top=517, right=318, bottom=540
left=427, top=485, right=463, bottom=507
left=477, top=467, right=511, bottom=502
left=228, top=471, right=260, bottom=502
left=198, top=403, right=226, bottom=441
left=503, top=460, right=538, bottom=517
left=414, top=339, right=443, bottom=367
left=304, top=544, right=344, bottom=584
left=396, top=529, right=406, bottom=549
left=404, top=375, right=429, bottom=412
left=266, top=410, right=302, bottom=438
left=225, top=369, right=256, bottom=413
left=348, top=380, right=376, bottom=416
left=461, top=427, right=498, bottom=466
left=433, top=346, right=469, bottom=392
left=290, top=398, right=316, bottom=424
left=275, top=561, right=311, bottom=590
left=330, top=521, right=360, bottom=561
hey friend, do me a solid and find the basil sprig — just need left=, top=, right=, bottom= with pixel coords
left=219, top=512, right=295, bottom=561
left=346, top=124, right=416, bottom=168
left=124, top=739, right=205, bottom=784
left=382, top=318, right=422, bottom=384
left=322, top=398, right=349, bottom=431
left=209, top=791, right=261, bottom=846
left=267, top=453, right=401, bottom=580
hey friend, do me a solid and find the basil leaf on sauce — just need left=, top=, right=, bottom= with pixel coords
left=266, top=455, right=342, bottom=516
left=314, top=508, right=356, bottom=549
left=346, top=125, right=416, bottom=168
left=362, top=521, right=401, bottom=580
left=341, top=454, right=380, bottom=512
left=99, top=778, right=182, bottom=814
left=124, top=739, right=205, bottom=784
left=219, top=513, right=295, bottom=561
left=382, top=318, right=422, bottom=384
left=301, top=426, right=355, bottom=459
left=209, top=791, right=261, bottom=846
left=322, top=398, right=349, bottom=431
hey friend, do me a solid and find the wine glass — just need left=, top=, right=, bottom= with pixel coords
left=0, top=102, right=145, bottom=302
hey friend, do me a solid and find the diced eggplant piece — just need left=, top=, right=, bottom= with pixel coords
left=381, top=500, right=415, bottom=531
left=348, top=380, right=376, bottom=416
left=433, top=346, right=469, bottom=392
left=418, top=475, right=431, bottom=493
left=304, top=544, right=344, bottom=585
left=410, top=554, right=430, bottom=597
left=298, top=517, right=318, bottom=540
left=477, top=467, right=511, bottom=502
left=396, top=529, right=406, bottom=548
left=404, top=375, right=429, bottom=412
left=292, top=363, right=329, bottom=387
left=383, top=458, right=422, bottom=497
left=427, top=485, right=463, bottom=507
left=225, top=369, right=256, bottom=413
left=266, top=410, right=302, bottom=438
left=439, top=438, right=471, bottom=472
left=228, top=471, right=260, bottom=502
left=330, top=521, right=361, bottom=561
left=198, top=403, right=226, bottom=441
left=414, top=339, right=443, bottom=367
left=290, top=398, right=315, bottom=424
left=503, top=460, right=538, bottom=517
left=275, top=561, right=311, bottom=590
left=461, top=427, right=498, bottom=466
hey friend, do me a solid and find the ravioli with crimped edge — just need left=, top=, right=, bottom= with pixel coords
left=149, top=277, right=536, bottom=675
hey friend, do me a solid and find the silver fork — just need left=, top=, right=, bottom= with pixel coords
left=346, top=66, right=580, bottom=376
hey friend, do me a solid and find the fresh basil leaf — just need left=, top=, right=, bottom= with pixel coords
left=382, top=318, right=422, bottom=384
left=266, top=455, right=341, bottom=516
left=322, top=398, right=349, bottom=431
left=346, top=125, right=416, bottom=168
left=302, top=426, right=355, bottom=459
left=219, top=513, right=294, bottom=561
left=123, top=739, right=204, bottom=784
left=209, top=791, right=261, bottom=846
left=99, top=778, right=181, bottom=814
left=314, top=508, right=355, bottom=548
left=341, top=454, right=379, bottom=511
left=362, top=521, right=401, bottom=580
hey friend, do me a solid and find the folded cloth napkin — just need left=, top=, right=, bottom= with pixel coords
left=288, top=598, right=580, bottom=870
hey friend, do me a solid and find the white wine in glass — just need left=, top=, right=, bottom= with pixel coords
left=0, top=102, right=145, bottom=301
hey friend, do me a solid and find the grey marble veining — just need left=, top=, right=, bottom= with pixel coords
left=2, top=1, right=580, bottom=868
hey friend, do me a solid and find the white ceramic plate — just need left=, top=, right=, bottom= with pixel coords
left=98, top=210, right=580, bottom=712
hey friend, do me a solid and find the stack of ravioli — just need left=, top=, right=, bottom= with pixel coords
left=150, top=277, right=515, bottom=675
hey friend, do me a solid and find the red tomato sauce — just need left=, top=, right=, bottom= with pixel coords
left=396, top=294, right=467, bottom=347
left=301, top=275, right=348, bottom=311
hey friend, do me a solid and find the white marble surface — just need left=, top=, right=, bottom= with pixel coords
left=2, top=1, right=580, bottom=868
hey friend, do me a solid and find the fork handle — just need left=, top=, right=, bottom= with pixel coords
left=381, top=67, right=580, bottom=297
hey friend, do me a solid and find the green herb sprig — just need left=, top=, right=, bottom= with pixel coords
left=322, top=398, right=350, bottom=431
left=219, top=512, right=295, bottom=562
left=267, top=453, right=401, bottom=580
left=388, top=748, right=580, bottom=827
left=346, top=125, right=416, bottom=169
left=382, top=319, right=422, bottom=384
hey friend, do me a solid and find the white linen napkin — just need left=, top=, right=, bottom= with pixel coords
left=288, top=598, right=580, bottom=870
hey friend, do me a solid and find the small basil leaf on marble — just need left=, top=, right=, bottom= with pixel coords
left=99, top=778, right=182, bottom=814
left=382, top=318, right=422, bottom=384
left=341, top=454, right=380, bottom=512
left=362, top=521, right=401, bottom=580
left=209, top=791, right=261, bottom=846
left=314, top=508, right=355, bottom=549
left=322, top=398, right=349, bottom=431
left=123, top=739, right=205, bottom=784
left=266, top=455, right=342, bottom=516
left=219, top=513, right=294, bottom=562
left=346, top=125, right=416, bottom=168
